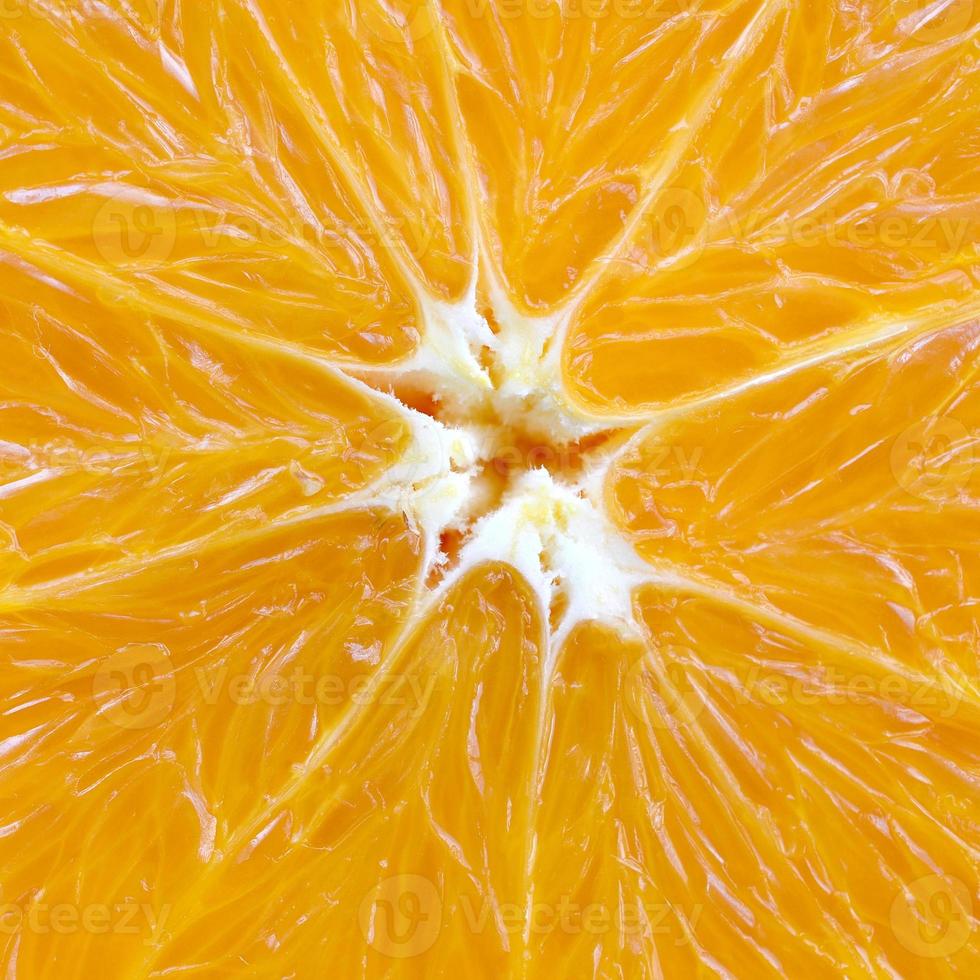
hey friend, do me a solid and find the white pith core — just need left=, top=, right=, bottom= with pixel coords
left=356, top=288, right=659, bottom=644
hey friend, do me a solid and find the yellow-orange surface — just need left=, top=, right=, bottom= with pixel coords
left=0, top=1, right=978, bottom=977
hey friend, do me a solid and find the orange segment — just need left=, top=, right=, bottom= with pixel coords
left=563, top=8, right=980, bottom=411
left=443, top=0, right=779, bottom=311
left=529, top=623, right=669, bottom=976
left=0, top=9, right=430, bottom=363
left=630, top=587, right=980, bottom=975
left=218, top=0, right=475, bottom=300
left=0, top=259, right=409, bottom=592
left=148, top=563, right=544, bottom=976
left=609, top=321, right=980, bottom=680
left=0, top=508, right=422, bottom=975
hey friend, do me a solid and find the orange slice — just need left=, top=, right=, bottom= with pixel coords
left=0, top=1, right=978, bottom=977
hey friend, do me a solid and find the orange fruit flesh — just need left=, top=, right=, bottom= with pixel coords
left=0, top=2, right=979, bottom=977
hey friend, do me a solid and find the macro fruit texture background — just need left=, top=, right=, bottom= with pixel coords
left=0, top=0, right=978, bottom=977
